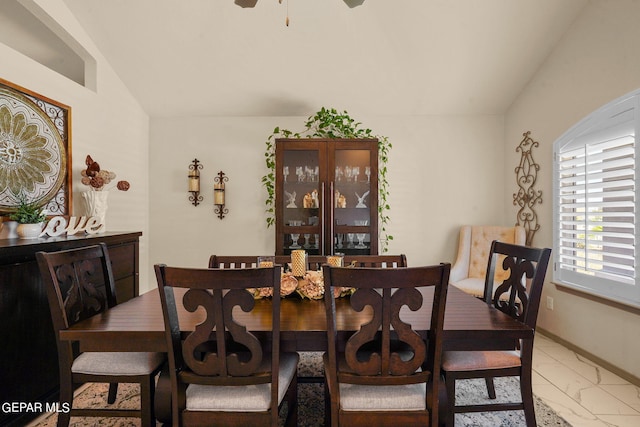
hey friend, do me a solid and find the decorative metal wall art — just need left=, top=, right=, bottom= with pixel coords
left=513, top=131, right=542, bottom=246
left=0, top=78, right=72, bottom=216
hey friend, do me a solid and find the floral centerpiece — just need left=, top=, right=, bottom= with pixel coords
left=249, top=272, right=299, bottom=299
left=80, top=155, right=130, bottom=232
left=250, top=265, right=355, bottom=300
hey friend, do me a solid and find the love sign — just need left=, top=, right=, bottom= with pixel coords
left=39, top=216, right=105, bottom=237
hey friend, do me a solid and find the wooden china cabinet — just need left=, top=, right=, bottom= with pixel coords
left=275, top=138, right=379, bottom=256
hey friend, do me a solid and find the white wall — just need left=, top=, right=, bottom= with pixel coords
left=0, top=0, right=151, bottom=288
left=148, top=114, right=507, bottom=277
left=506, top=0, right=640, bottom=379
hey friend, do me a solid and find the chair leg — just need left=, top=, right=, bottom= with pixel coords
left=324, top=379, right=331, bottom=427
left=58, top=377, right=73, bottom=427
left=484, top=377, right=497, bottom=399
left=140, top=375, right=156, bottom=427
left=520, top=371, right=537, bottom=427
left=444, top=373, right=456, bottom=427
left=285, top=376, right=298, bottom=427
left=107, top=383, right=118, bottom=404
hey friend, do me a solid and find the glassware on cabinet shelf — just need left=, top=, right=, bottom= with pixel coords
left=335, top=166, right=343, bottom=182
left=314, top=234, right=319, bottom=249
left=345, top=166, right=353, bottom=182
left=365, top=166, right=371, bottom=182
left=355, top=220, right=369, bottom=249
left=296, top=166, right=304, bottom=182
left=289, top=220, right=302, bottom=249
left=304, top=234, right=311, bottom=248
left=303, top=165, right=318, bottom=182
left=353, top=166, right=360, bottom=182
left=289, top=234, right=301, bottom=249
left=283, top=166, right=289, bottom=182
left=336, top=234, right=344, bottom=249
left=347, top=233, right=355, bottom=248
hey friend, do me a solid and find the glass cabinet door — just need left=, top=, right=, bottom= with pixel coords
left=330, top=144, right=378, bottom=255
left=276, top=141, right=326, bottom=255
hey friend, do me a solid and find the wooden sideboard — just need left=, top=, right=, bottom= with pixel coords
left=0, top=232, right=141, bottom=427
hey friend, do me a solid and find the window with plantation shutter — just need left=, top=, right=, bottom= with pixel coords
left=553, top=90, right=640, bottom=308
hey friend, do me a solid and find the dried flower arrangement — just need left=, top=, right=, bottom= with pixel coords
left=248, top=269, right=354, bottom=301
left=248, top=272, right=299, bottom=299
left=81, top=155, right=130, bottom=191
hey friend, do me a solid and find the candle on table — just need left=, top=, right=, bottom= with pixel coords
left=258, top=256, right=275, bottom=268
left=291, top=250, right=307, bottom=277
left=327, top=254, right=344, bottom=267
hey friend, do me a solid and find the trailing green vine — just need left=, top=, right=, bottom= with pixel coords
left=261, top=107, right=393, bottom=252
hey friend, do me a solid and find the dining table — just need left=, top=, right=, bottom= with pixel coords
left=59, top=284, right=532, bottom=423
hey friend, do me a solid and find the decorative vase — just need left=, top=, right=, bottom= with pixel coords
left=82, top=191, right=109, bottom=233
left=16, top=222, right=44, bottom=239
left=0, top=220, right=19, bottom=239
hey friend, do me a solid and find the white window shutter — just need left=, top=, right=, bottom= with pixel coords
left=553, top=90, right=640, bottom=307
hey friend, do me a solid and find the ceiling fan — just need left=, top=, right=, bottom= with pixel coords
left=234, top=0, right=365, bottom=26
left=234, top=0, right=365, bottom=9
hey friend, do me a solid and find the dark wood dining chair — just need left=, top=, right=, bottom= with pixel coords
left=208, top=254, right=407, bottom=271
left=322, top=263, right=450, bottom=427
left=208, top=255, right=261, bottom=269
left=441, top=240, right=551, bottom=427
left=36, top=243, right=165, bottom=427
left=208, top=254, right=328, bottom=271
left=154, top=264, right=299, bottom=427
left=342, top=254, right=407, bottom=268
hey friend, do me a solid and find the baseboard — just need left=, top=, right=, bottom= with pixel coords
left=538, top=327, right=640, bottom=387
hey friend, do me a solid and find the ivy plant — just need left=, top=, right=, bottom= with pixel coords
left=261, top=107, right=393, bottom=252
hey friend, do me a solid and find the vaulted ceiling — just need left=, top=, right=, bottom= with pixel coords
left=55, top=0, right=587, bottom=117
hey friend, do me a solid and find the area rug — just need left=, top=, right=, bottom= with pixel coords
left=31, top=353, right=570, bottom=426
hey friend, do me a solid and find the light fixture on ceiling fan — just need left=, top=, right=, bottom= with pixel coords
left=235, top=0, right=365, bottom=6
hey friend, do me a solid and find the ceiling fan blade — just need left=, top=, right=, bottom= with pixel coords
left=344, top=0, right=366, bottom=8
left=234, top=0, right=258, bottom=8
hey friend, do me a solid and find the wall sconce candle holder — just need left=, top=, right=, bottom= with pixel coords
left=188, top=158, right=203, bottom=206
left=214, top=171, right=228, bottom=219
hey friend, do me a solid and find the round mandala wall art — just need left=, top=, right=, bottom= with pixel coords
left=0, top=86, right=66, bottom=213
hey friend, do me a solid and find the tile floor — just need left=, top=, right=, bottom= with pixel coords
left=533, top=332, right=640, bottom=426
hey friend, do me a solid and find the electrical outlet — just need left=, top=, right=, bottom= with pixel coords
left=546, top=296, right=554, bottom=310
